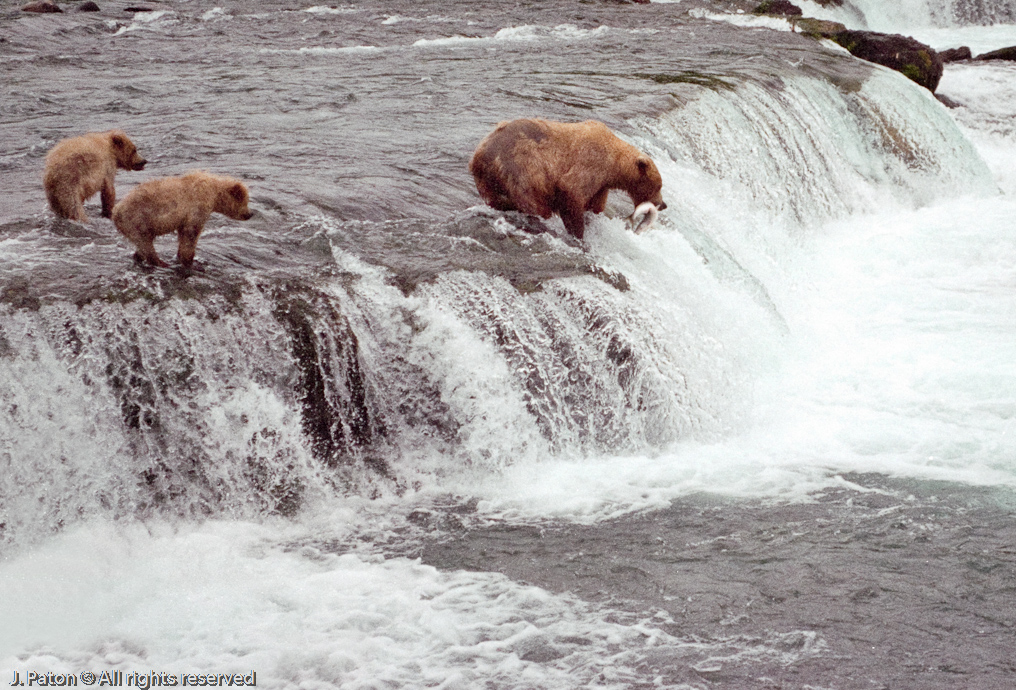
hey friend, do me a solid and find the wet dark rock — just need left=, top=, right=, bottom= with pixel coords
left=77, top=1, right=101, bottom=11
left=939, top=46, right=972, bottom=62
left=270, top=285, right=379, bottom=467
left=124, top=5, right=155, bottom=11
left=753, top=0, right=803, bottom=16
left=936, top=93, right=963, bottom=109
left=976, top=45, right=1016, bottom=61
left=21, top=1, right=63, bottom=12
left=831, top=30, right=944, bottom=93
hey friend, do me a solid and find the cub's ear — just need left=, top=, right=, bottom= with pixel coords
left=637, top=158, right=650, bottom=175
left=229, top=182, right=247, bottom=202
left=111, top=133, right=127, bottom=149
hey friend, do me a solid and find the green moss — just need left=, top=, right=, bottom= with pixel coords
left=900, top=63, right=922, bottom=82
left=832, top=35, right=859, bottom=52
left=0, top=280, right=41, bottom=311
left=794, top=18, right=847, bottom=39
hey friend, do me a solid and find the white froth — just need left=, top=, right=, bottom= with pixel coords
left=200, top=8, right=230, bottom=22
left=259, top=45, right=383, bottom=56
left=687, top=8, right=795, bottom=32
left=413, top=24, right=609, bottom=48
left=937, top=62, right=1016, bottom=192
left=0, top=520, right=823, bottom=687
left=303, top=5, right=357, bottom=15
left=907, top=25, right=1016, bottom=53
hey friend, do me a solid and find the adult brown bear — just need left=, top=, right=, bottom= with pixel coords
left=112, top=171, right=253, bottom=268
left=43, top=130, right=147, bottom=221
left=469, top=118, right=666, bottom=240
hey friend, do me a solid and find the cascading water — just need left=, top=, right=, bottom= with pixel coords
left=2, top=57, right=994, bottom=548
left=802, top=0, right=1016, bottom=29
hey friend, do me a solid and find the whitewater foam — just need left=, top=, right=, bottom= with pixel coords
left=0, top=519, right=825, bottom=688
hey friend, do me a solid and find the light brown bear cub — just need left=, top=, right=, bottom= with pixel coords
left=469, top=118, right=666, bottom=240
left=112, top=171, right=253, bottom=268
left=43, top=130, right=147, bottom=221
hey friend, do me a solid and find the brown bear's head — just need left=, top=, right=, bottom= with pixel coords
left=630, top=157, right=666, bottom=211
left=221, top=180, right=254, bottom=221
left=110, top=131, right=147, bottom=171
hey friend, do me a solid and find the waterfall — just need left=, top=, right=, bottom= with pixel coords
left=0, top=57, right=995, bottom=549
left=803, top=0, right=1016, bottom=30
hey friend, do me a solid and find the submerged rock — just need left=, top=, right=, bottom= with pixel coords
left=831, top=30, right=943, bottom=93
left=77, top=1, right=100, bottom=11
left=936, top=93, right=963, bottom=108
left=976, top=45, right=1016, bottom=61
left=940, top=46, right=972, bottom=62
left=21, top=1, right=62, bottom=12
left=753, top=1, right=803, bottom=16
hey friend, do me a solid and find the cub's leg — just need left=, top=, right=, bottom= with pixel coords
left=176, top=223, right=204, bottom=269
left=100, top=179, right=116, bottom=218
left=127, top=232, right=169, bottom=268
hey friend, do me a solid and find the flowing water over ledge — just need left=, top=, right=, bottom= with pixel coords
left=1, top=0, right=1015, bottom=687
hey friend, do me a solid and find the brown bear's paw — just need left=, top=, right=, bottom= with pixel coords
left=133, top=251, right=169, bottom=269
left=176, top=259, right=206, bottom=274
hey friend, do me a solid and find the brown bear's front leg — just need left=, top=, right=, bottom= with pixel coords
left=100, top=179, right=116, bottom=218
left=560, top=209, right=587, bottom=240
left=587, top=187, right=609, bottom=215
left=176, top=224, right=203, bottom=269
left=555, top=190, right=587, bottom=240
left=69, top=201, right=88, bottom=223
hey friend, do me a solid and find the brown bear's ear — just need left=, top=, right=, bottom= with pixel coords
left=229, top=182, right=247, bottom=202
left=111, top=133, right=127, bottom=149
left=637, top=158, right=650, bottom=176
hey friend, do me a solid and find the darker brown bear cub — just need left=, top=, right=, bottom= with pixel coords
left=112, top=171, right=253, bottom=268
left=469, top=118, right=666, bottom=240
left=43, top=130, right=147, bottom=221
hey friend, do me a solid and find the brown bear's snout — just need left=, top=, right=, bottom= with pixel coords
left=656, top=201, right=667, bottom=211
left=133, top=159, right=147, bottom=171
left=240, top=210, right=253, bottom=220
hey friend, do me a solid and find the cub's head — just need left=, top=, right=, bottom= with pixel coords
left=629, top=156, right=666, bottom=211
left=219, top=179, right=254, bottom=221
left=110, top=131, right=147, bottom=171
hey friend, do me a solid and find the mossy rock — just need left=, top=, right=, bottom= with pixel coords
left=830, top=30, right=944, bottom=93
left=794, top=18, right=847, bottom=38
left=975, top=45, right=1016, bottom=61
left=753, top=1, right=803, bottom=16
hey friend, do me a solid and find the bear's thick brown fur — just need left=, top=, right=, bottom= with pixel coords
left=43, top=130, right=147, bottom=221
left=469, top=118, right=666, bottom=240
left=112, top=170, right=253, bottom=268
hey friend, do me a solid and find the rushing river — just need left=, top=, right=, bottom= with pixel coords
left=2, top=0, right=1015, bottom=688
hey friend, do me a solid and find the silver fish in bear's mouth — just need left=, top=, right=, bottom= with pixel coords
left=628, top=201, right=659, bottom=235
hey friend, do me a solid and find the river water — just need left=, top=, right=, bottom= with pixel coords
left=1, top=0, right=1015, bottom=688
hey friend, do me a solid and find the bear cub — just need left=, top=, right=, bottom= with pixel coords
left=112, top=170, right=253, bottom=268
left=43, top=130, right=147, bottom=221
left=469, top=118, right=666, bottom=240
